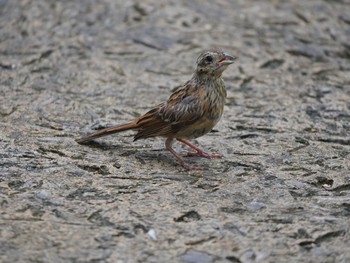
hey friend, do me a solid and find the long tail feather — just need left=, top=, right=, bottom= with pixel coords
left=76, top=121, right=137, bottom=144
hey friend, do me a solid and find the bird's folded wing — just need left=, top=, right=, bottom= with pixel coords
left=160, top=86, right=203, bottom=123
left=134, top=85, right=205, bottom=140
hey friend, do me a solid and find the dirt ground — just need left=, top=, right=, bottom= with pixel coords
left=1, top=0, right=350, bottom=262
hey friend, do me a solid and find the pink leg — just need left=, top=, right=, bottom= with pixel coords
left=176, top=138, right=222, bottom=159
left=165, top=137, right=201, bottom=170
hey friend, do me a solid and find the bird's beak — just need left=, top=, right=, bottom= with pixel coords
left=217, top=52, right=238, bottom=66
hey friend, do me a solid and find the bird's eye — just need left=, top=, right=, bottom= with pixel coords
left=205, top=55, right=213, bottom=63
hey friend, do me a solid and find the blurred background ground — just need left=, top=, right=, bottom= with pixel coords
left=0, top=0, right=350, bottom=262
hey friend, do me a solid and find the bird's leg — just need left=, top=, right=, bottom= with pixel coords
left=165, top=137, right=201, bottom=170
left=177, top=138, right=222, bottom=159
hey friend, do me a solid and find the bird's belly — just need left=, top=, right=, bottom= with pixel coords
left=176, top=105, right=223, bottom=139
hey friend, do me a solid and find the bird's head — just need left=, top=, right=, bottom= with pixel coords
left=195, top=49, right=237, bottom=78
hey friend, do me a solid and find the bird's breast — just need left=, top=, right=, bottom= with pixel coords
left=204, top=84, right=225, bottom=121
left=176, top=96, right=225, bottom=139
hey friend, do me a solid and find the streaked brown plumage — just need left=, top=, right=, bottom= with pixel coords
left=76, top=49, right=237, bottom=169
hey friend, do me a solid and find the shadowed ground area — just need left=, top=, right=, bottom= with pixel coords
left=1, top=0, right=350, bottom=262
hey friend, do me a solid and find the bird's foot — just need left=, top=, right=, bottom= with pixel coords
left=184, top=150, right=222, bottom=159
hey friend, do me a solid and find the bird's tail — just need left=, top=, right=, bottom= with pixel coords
left=76, top=121, right=137, bottom=144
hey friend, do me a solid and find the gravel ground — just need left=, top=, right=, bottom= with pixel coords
left=1, top=0, right=350, bottom=262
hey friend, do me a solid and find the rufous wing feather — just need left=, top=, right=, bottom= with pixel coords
left=133, top=85, right=204, bottom=141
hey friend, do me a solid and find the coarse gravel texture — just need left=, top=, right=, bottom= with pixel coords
left=1, top=0, right=350, bottom=262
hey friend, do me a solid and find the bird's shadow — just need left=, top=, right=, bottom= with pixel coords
left=77, top=139, right=211, bottom=173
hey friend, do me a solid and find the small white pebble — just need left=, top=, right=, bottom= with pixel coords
left=147, top=229, right=157, bottom=241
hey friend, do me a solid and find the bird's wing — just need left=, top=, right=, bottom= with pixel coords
left=134, top=83, right=206, bottom=140
left=159, top=85, right=204, bottom=124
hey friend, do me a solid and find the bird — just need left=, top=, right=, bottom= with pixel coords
left=76, top=49, right=237, bottom=170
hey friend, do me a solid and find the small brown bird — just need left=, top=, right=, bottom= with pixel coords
left=76, top=49, right=237, bottom=169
